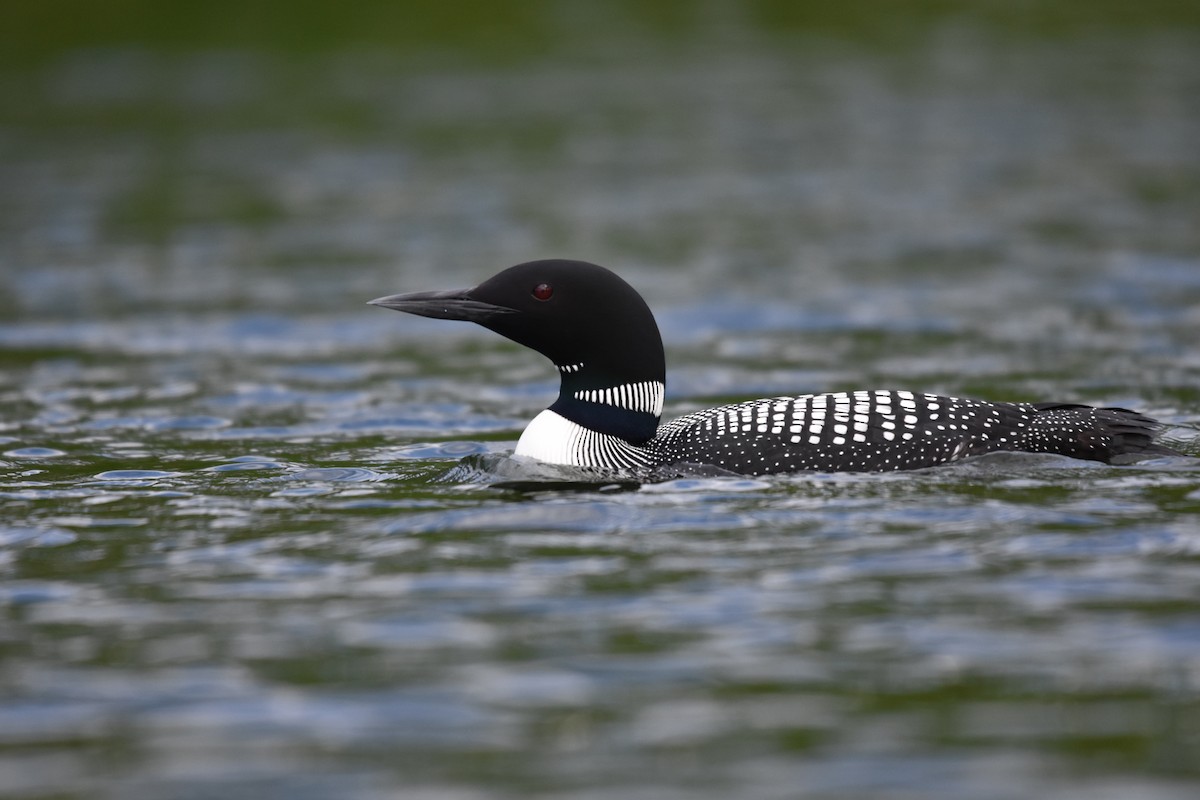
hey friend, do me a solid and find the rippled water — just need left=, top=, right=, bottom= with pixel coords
left=3, top=15, right=1200, bottom=800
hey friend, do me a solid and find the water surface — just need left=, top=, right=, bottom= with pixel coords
left=3, top=12, right=1200, bottom=800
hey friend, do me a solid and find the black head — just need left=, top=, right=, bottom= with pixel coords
left=370, top=260, right=667, bottom=443
left=370, top=259, right=666, bottom=389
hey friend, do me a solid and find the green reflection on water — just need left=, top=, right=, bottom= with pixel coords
left=5, top=0, right=1200, bottom=67
left=1, top=3, right=1198, bottom=797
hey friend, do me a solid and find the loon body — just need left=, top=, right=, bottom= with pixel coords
left=370, top=260, right=1176, bottom=477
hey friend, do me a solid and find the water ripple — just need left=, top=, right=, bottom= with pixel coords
left=2, top=27, right=1199, bottom=800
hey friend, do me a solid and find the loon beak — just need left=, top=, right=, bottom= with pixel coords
left=368, top=288, right=515, bottom=323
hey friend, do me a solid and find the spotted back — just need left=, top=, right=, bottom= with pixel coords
left=649, top=390, right=1040, bottom=474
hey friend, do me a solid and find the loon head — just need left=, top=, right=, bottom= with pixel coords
left=370, top=259, right=666, bottom=443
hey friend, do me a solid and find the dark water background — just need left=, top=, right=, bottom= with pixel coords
left=3, top=3, right=1200, bottom=798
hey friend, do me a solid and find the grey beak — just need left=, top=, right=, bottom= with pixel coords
left=368, top=288, right=515, bottom=323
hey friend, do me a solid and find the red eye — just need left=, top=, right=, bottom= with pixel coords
left=532, top=282, right=554, bottom=301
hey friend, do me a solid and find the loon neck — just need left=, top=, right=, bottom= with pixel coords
left=549, top=364, right=664, bottom=444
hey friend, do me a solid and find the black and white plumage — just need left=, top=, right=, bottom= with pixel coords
left=370, top=259, right=1177, bottom=478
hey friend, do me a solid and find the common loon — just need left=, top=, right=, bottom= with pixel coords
left=370, top=259, right=1176, bottom=477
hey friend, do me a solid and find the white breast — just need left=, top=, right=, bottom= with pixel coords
left=514, top=409, right=658, bottom=473
left=514, top=409, right=590, bottom=466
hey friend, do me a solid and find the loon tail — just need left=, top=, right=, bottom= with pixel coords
left=1023, top=403, right=1178, bottom=464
